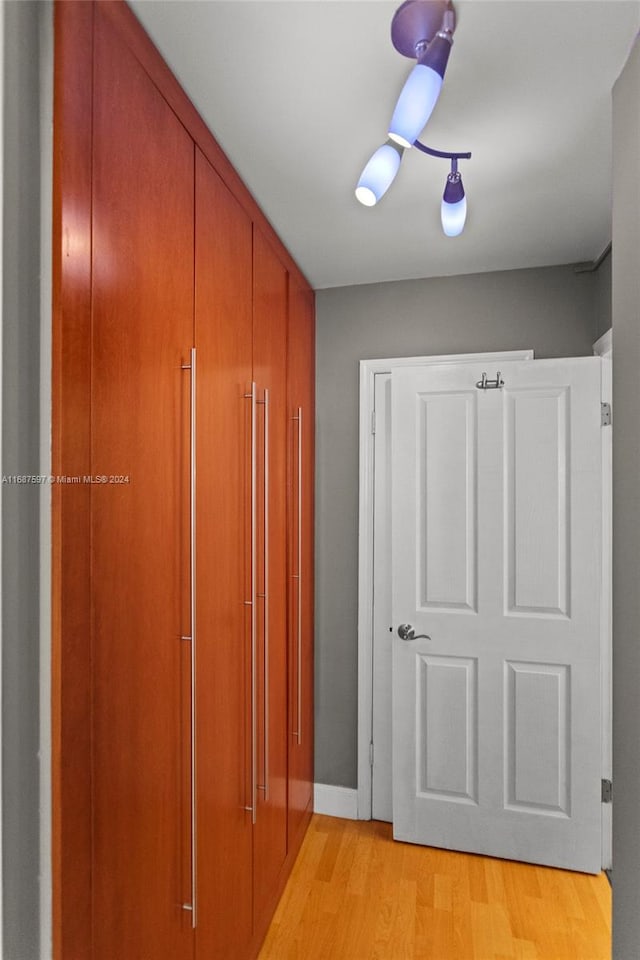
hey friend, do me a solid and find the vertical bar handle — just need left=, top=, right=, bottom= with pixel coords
left=191, top=347, right=197, bottom=926
left=181, top=347, right=197, bottom=927
left=297, top=406, right=303, bottom=746
left=292, top=407, right=303, bottom=744
left=244, top=383, right=258, bottom=824
left=261, top=389, right=270, bottom=799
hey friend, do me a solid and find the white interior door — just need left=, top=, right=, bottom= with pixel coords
left=391, top=358, right=602, bottom=873
left=366, top=351, right=533, bottom=823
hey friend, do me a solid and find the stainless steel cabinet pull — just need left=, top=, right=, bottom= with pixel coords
left=181, top=347, right=197, bottom=928
left=261, top=389, right=270, bottom=799
left=397, top=623, right=431, bottom=642
left=292, top=407, right=303, bottom=744
left=264, top=388, right=270, bottom=800
left=249, top=383, right=257, bottom=823
left=242, top=383, right=258, bottom=823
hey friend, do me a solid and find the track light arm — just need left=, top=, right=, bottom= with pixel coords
left=413, top=140, right=471, bottom=161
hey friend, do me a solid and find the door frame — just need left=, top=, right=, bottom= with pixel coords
left=593, top=329, right=612, bottom=870
left=356, top=349, right=534, bottom=821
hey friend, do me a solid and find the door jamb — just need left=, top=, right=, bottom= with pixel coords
left=356, top=350, right=534, bottom=821
left=594, top=329, right=612, bottom=870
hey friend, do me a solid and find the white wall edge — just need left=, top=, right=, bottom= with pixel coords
left=598, top=345, right=613, bottom=871
left=356, top=349, right=535, bottom=823
left=314, top=784, right=359, bottom=821
left=0, top=0, right=5, bottom=952
left=356, top=361, right=376, bottom=821
left=593, top=328, right=613, bottom=869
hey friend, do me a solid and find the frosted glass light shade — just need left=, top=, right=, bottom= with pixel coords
left=388, top=63, right=443, bottom=149
left=441, top=170, right=467, bottom=236
left=441, top=195, right=467, bottom=236
left=388, top=33, right=452, bottom=148
left=355, top=142, right=403, bottom=206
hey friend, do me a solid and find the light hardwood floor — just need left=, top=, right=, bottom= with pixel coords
left=258, top=815, right=611, bottom=960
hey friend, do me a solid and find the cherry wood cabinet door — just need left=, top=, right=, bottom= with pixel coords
left=194, top=149, right=254, bottom=959
left=90, top=9, right=195, bottom=959
left=286, top=277, right=316, bottom=844
left=252, top=229, right=289, bottom=926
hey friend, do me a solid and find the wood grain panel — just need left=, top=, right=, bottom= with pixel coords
left=287, top=274, right=315, bottom=845
left=259, top=816, right=611, bottom=960
left=54, top=5, right=316, bottom=958
left=252, top=228, right=289, bottom=926
left=96, top=0, right=311, bottom=294
left=247, top=804, right=313, bottom=960
left=90, top=7, right=194, bottom=957
left=52, top=3, right=94, bottom=956
left=194, top=148, right=254, bottom=959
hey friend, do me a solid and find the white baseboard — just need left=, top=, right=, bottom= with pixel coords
left=313, top=783, right=359, bottom=820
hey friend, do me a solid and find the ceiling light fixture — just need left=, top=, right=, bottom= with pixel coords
left=355, top=140, right=405, bottom=207
left=355, top=0, right=472, bottom=237
left=441, top=159, right=467, bottom=237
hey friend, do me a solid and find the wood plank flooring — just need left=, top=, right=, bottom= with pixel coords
left=258, top=815, right=611, bottom=960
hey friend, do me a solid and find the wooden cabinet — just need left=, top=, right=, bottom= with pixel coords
left=53, top=4, right=315, bottom=959
left=193, top=160, right=294, bottom=959
left=90, top=10, right=194, bottom=958
left=252, top=230, right=290, bottom=928
left=287, top=276, right=316, bottom=846
left=194, top=149, right=254, bottom=960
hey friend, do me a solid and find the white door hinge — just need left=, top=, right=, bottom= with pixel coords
left=601, top=402, right=612, bottom=426
left=371, top=410, right=376, bottom=435
left=601, top=778, right=612, bottom=803
left=369, top=742, right=374, bottom=767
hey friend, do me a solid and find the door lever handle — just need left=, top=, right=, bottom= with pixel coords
left=397, top=623, right=431, bottom=642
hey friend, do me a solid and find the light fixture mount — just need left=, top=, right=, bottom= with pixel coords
left=391, top=0, right=456, bottom=59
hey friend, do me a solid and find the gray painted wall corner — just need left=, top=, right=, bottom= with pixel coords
left=595, top=250, right=613, bottom=341
left=2, top=2, right=52, bottom=958
left=612, top=31, right=640, bottom=960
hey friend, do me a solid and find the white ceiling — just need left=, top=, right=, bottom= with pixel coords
left=130, top=0, right=640, bottom=289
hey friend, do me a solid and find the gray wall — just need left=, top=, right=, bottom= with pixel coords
left=3, top=2, right=47, bottom=957
left=612, top=34, right=640, bottom=960
left=595, top=250, right=613, bottom=340
left=315, top=264, right=599, bottom=788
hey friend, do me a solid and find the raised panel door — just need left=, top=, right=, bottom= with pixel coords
left=391, top=359, right=602, bottom=873
left=91, top=8, right=195, bottom=957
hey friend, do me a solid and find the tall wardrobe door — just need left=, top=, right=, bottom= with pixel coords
left=252, top=230, right=289, bottom=925
left=194, top=149, right=254, bottom=959
left=287, top=277, right=315, bottom=844
left=91, top=9, right=195, bottom=960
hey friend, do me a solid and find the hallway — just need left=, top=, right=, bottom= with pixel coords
left=259, top=815, right=611, bottom=960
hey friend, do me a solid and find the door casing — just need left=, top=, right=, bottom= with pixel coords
left=593, top=329, right=612, bottom=871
